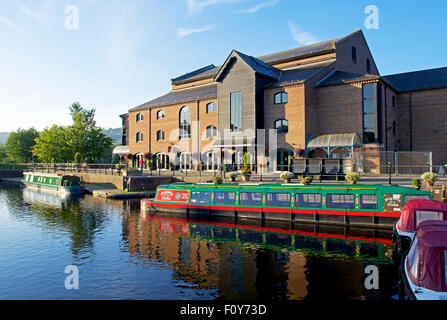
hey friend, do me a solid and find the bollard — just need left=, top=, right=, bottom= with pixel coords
left=443, top=185, right=446, bottom=203
left=388, top=162, right=392, bottom=185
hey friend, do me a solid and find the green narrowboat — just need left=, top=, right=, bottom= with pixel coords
left=141, top=183, right=432, bottom=229
left=22, top=172, right=83, bottom=195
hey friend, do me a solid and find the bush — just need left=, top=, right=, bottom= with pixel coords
left=412, top=179, right=421, bottom=189
left=280, top=172, right=294, bottom=180
left=226, top=172, right=238, bottom=179
left=345, top=172, right=360, bottom=184
left=241, top=167, right=252, bottom=174
left=301, top=176, right=313, bottom=185
left=421, top=172, right=438, bottom=186
left=213, top=176, right=223, bottom=184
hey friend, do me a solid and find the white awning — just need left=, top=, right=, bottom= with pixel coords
left=112, top=145, right=129, bottom=155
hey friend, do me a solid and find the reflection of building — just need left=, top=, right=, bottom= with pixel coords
left=124, top=212, right=393, bottom=299
left=120, top=29, right=447, bottom=171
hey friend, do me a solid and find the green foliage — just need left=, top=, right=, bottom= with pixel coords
left=5, top=128, right=39, bottom=162
left=212, top=176, right=223, bottom=184
left=0, top=144, right=7, bottom=162
left=412, top=179, right=421, bottom=189
left=32, top=103, right=112, bottom=163
left=280, top=172, right=294, bottom=180
left=421, top=172, right=438, bottom=186
left=74, top=152, right=82, bottom=164
left=301, top=176, right=313, bottom=185
left=243, top=152, right=248, bottom=167
left=345, top=172, right=360, bottom=184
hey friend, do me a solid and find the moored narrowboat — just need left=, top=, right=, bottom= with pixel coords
left=393, top=199, right=447, bottom=256
left=401, top=220, right=447, bottom=300
left=141, top=183, right=432, bottom=229
left=22, top=172, right=83, bottom=195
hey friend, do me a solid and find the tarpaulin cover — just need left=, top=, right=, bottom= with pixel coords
left=407, top=220, right=447, bottom=292
left=398, top=199, right=447, bottom=233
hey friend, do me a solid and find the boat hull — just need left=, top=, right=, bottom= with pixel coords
left=23, top=182, right=83, bottom=195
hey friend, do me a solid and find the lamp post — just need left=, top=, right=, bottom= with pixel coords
left=221, top=147, right=224, bottom=179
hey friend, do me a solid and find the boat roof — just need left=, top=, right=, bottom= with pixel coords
left=23, top=172, right=77, bottom=178
left=160, top=183, right=430, bottom=193
left=416, top=220, right=447, bottom=248
left=399, top=199, right=447, bottom=232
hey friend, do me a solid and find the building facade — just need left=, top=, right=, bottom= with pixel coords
left=118, top=30, right=447, bottom=173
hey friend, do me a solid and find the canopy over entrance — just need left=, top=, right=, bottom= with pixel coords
left=307, top=132, right=362, bottom=156
left=212, top=136, right=261, bottom=148
left=112, top=145, right=129, bottom=155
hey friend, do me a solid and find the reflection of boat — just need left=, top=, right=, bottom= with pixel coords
left=393, top=199, right=447, bottom=255
left=401, top=220, right=447, bottom=300
left=22, top=172, right=83, bottom=195
left=141, top=183, right=432, bottom=229
left=23, top=188, right=82, bottom=208
left=141, top=213, right=393, bottom=263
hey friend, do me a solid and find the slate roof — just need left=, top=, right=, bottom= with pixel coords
left=130, top=85, right=217, bottom=111
left=172, top=65, right=220, bottom=85
left=382, top=67, right=447, bottom=92
left=315, top=71, right=380, bottom=88
left=265, top=61, right=334, bottom=88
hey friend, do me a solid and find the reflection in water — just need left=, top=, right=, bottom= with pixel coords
left=0, top=184, right=396, bottom=300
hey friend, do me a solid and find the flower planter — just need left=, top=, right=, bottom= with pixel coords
left=242, top=173, right=251, bottom=182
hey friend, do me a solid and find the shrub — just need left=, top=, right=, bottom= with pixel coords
left=226, top=172, right=238, bottom=179
left=280, top=172, right=294, bottom=181
left=241, top=167, right=252, bottom=174
left=301, top=176, right=313, bottom=185
left=345, top=172, right=360, bottom=184
left=412, top=179, right=421, bottom=189
left=213, top=176, right=223, bottom=184
left=421, top=172, right=438, bottom=186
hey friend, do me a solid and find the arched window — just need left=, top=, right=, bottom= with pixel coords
left=136, top=132, right=144, bottom=142
left=206, top=125, right=217, bottom=138
left=179, top=152, right=191, bottom=170
left=274, top=119, right=288, bottom=133
left=156, top=130, right=165, bottom=141
left=179, top=106, right=191, bottom=139
left=136, top=113, right=144, bottom=122
left=274, top=92, right=288, bottom=104
left=206, top=102, right=217, bottom=113
left=155, top=153, right=169, bottom=170
left=156, top=110, right=165, bottom=119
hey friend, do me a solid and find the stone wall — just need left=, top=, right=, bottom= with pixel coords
left=0, top=170, right=23, bottom=178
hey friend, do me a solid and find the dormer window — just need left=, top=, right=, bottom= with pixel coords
left=136, top=113, right=144, bottom=122
left=274, top=92, right=288, bottom=105
left=156, top=110, right=165, bottom=119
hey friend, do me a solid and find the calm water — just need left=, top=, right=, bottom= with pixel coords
left=0, top=184, right=398, bottom=300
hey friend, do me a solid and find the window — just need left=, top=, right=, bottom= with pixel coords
left=274, top=92, right=288, bottom=104
left=179, top=152, right=191, bottom=170
left=274, top=119, right=288, bottom=134
left=155, top=153, right=169, bottom=170
left=239, top=192, right=262, bottom=206
left=136, top=113, right=144, bottom=122
left=326, top=194, right=355, bottom=209
left=408, top=239, right=419, bottom=279
left=157, top=110, right=165, bottom=119
left=405, top=195, right=431, bottom=203
left=352, top=46, right=357, bottom=63
left=392, top=121, right=396, bottom=136
left=295, top=193, right=322, bottom=208
left=366, top=58, right=371, bottom=73
left=179, top=106, right=191, bottom=139
left=206, top=125, right=217, bottom=138
left=206, top=102, right=216, bottom=113
left=362, top=83, right=382, bottom=144
left=136, top=132, right=143, bottom=142
left=190, top=191, right=211, bottom=204
left=360, top=194, right=378, bottom=209
left=416, top=210, right=444, bottom=226
left=156, top=130, right=165, bottom=141
left=392, top=95, right=396, bottom=108
left=214, top=192, right=236, bottom=205
left=267, top=193, right=291, bottom=207
left=230, top=91, right=242, bottom=132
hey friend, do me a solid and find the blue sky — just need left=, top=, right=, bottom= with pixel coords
left=0, top=0, right=446, bottom=132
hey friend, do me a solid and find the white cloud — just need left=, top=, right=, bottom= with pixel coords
left=0, top=16, right=21, bottom=31
left=288, top=21, right=321, bottom=46
left=185, top=0, right=244, bottom=15
left=236, top=0, right=279, bottom=13
left=177, top=24, right=216, bottom=37
left=17, top=3, right=48, bottom=24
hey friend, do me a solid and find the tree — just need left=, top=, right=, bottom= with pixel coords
left=32, top=102, right=112, bottom=163
left=0, top=144, right=8, bottom=162
left=5, top=128, right=39, bottom=162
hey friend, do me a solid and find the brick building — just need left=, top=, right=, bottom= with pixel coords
left=117, top=29, right=447, bottom=173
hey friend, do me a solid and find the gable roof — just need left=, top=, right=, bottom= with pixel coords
left=214, top=50, right=281, bottom=82
left=265, top=61, right=335, bottom=88
left=130, top=85, right=217, bottom=111
left=171, top=65, right=220, bottom=85
left=382, top=67, right=447, bottom=92
left=315, top=70, right=380, bottom=88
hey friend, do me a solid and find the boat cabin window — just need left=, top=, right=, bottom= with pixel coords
left=239, top=192, right=263, bottom=206
left=267, top=193, right=291, bottom=207
left=326, top=194, right=355, bottom=209
left=190, top=191, right=211, bottom=204
left=416, top=210, right=444, bottom=226
left=405, top=195, right=431, bottom=203
left=408, top=239, right=419, bottom=278
left=360, top=195, right=378, bottom=209
left=295, top=194, right=321, bottom=208
left=214, top=192, right=236, bottom=205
